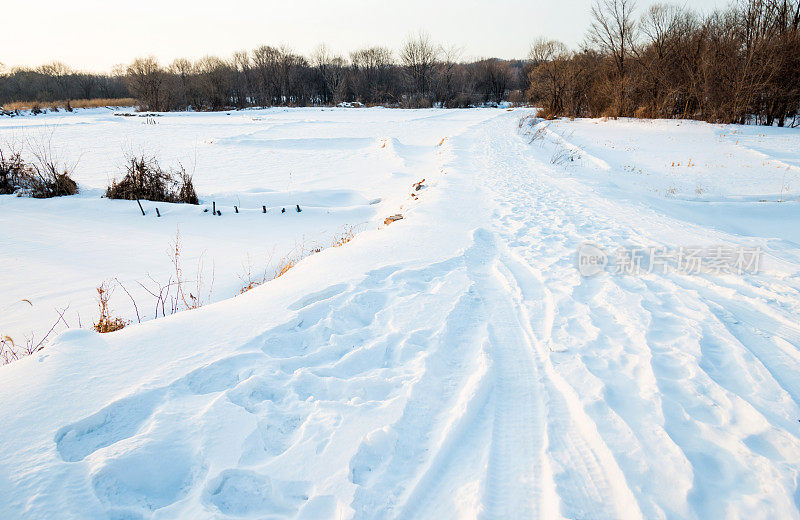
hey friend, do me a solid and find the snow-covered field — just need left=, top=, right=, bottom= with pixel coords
left=0, top=107, right=496, bottom=342
left=1, top=108, right=799, bottom=519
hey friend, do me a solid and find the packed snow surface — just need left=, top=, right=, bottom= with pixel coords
left=1, top=108, right=800, bottom=519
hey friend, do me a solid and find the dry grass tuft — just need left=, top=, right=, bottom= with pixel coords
left=93, top=282, right=127, bottom=333
left=550, top=144, right=581, bottom=165
left=273, top=257, right=298, bottom=279
left=239, top=224, right=363, bottom=294
left=331, top=225, right=358, bottom=247
left=1, top=98, right=137, bottom=112
left=1, top=335, right=19, bottom=365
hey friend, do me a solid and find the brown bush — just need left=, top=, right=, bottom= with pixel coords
left=106, top=154, right=198, bottom=204
left=0, top=149, right=28, bottom=194
left=26, top=163, right=78, bottom=198
left=536, top=106, right=559, bottom=120
left=0, top=145, right=78, bottom=198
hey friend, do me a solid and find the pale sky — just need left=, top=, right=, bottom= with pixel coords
left=3, top=0, right=728, bottom=72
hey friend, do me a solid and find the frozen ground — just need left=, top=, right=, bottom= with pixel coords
left=1, top=108, right=799, bottom=519
left=0, top=107, right=497, bottom=341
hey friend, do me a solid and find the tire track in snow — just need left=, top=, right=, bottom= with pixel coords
left=468, top=230, right=554, bottom=519
left=467, top=118, right=645, bottom=519
left=480, top=112, right=800, bottom=518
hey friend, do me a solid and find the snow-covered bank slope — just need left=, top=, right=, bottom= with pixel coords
left=0, top=107, right=498, bottom=342
left=527, top=117, right=800, bottom=246
left=1, top=110, right=800, bottom=519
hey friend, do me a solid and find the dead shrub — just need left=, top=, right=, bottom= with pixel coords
left=93, top=281, right=127, bottom=333
left=536, top=106, right=559, bottom=120
left=25, top=162, right=78, bottom=198
left=0, top=148, right=29, bottom=194
left=106, top=154, right=198, bottom=204
left=2, top=137, right=79, bottom=198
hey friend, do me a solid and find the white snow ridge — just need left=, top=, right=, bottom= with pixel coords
left=1, top=107, right=800, bottom=519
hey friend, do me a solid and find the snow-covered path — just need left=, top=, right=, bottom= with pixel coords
left=468, top=115, right=800, bottom=518
left=1, top=110, right=799, bottom=519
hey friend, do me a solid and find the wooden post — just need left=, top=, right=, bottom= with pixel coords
left=212, top=201, right=216, bottom=215
left=136, top=199, right=145, bottom=216
left=155, top=208, right=160, bottom=217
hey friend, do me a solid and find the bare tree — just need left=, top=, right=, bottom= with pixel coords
left=588, top=0, right=638, bottom=116
left=75, top=74, right=97, bottom=100
left=350, top=46, right=395, bottom=103
left=400, top=31, right=439, bottom=104
left=312, top=44, right=347, bottom=104
left=232, top=51, right=251, bottom=109
left=527, top=38, right=572, bottom=116
left=474, top=59, right=512, bottom=104
left=434, top=44, right=463, bottom=107
left=126, top=57, right=164, bottom=111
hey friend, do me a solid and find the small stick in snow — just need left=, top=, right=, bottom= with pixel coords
left=296, top=204, right=302, bottom=212
left=216, top=210, right=221, bottom=216
left=156, top=208, right=161, bottom=217
left=234, top=206, right=239, bottom=213
left=136, top=199, right=145, bottom=216
left=281, top=208, right=285, bottom=213
left=262, top=205, right=267, bottom=213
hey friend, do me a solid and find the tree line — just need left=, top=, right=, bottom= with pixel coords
left=0, top=62, right=128, bottom=106
left=0, top=33, right=527, bottom=111
left=1, top=0, right=798, bottom=126
left=529, top=0, right=800, bottom=125
left=123, top=37, right=527, bottom=111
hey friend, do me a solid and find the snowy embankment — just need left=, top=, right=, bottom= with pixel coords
left=1, top=108, right=800, bottom=519
left=0, top=107, right=496, bottom=343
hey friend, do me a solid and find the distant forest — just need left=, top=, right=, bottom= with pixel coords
left=1, top=0, right=798, bottom=126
